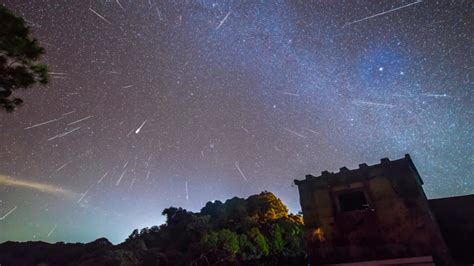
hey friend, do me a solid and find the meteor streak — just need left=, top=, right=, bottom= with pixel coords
left=62, top=111, right=76, bottom=116
left=97, top=171, right=109, bottom=183
left=116, top=169, right=126, bottom=186
left=115, top=0, right=125, bottom=10
left=281, top=92, right=300, bottom=97
left=47, top=127, right=81, bottom=141
left=145, top=170, right=151, bottom=180
left=89, top=7, right=112, bottom=25
left=67, top=115, right=93, bottom=126
left=135, top=120, right=147, bottom=134
left=0, top=206, right=17, bottom=220
left=283, top=128, right=307, bottom=139
left=234, top=161, right=248, bottom=182
left=345, top=0, right=422, bottom=27
left=185, top=181, right=189, bottom=200
left=47, top=224, right=58, bottom=237
left=24, top=118, right=61, bottom=130
left=216, top=11, right=232, bottom=30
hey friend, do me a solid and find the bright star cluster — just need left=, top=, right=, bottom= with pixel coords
left=0, top=0, right=472, bottom=244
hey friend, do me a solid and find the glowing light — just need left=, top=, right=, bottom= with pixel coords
left=0, top=175, right=76, bottom=198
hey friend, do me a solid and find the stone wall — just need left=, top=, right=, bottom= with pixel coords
left=295, top=155, right=452, bottom=265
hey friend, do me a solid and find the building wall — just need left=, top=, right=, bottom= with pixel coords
left=296, top=156, right=452, bottom=265
left=429, top=195, right=474, bottom=264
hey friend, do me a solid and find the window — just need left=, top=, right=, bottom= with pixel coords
left=338, top=191, right=369, bottom=212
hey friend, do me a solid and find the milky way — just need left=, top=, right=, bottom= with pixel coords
left=0, top=1, right=472, bottom=244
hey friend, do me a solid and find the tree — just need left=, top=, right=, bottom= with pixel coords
left=248, top=227, right=270, bottom=258
left=126, top=229, right=139, bottom=242
left=270, top=224, right=285, bottom=254
left=126, top=192, right=307, bottom=265
left=217, top=229, right=240, bottom=256
left=0, top=5, right=49, bottom=112
left=247, top=191, right=289, bottom=221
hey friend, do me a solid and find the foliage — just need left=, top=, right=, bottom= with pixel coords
left=0, top=5, right=49, bottom=112
left=248, top=227, right=270, bottom=258
left=125, top=191, right=307, bottom=265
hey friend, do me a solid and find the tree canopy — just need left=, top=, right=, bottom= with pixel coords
left=0, top=5, right=49, bottom=112
left=124, top=191, right=307, bottom=265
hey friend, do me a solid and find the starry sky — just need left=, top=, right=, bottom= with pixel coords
left=0, top=0, right=472, bottom=244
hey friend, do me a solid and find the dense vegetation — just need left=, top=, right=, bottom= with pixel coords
left=124, top=191, right=307, bottom=265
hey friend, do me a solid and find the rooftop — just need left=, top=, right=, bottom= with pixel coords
left=294, top=154, right=423, bottom=186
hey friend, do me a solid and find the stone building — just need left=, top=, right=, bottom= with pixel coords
left=294, top=154, right=460, bottom=265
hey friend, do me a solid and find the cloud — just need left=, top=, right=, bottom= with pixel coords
left=0, top=175, right=77, bottom=198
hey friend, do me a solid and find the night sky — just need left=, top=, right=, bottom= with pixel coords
left=0, top=0, right=472, bottom=244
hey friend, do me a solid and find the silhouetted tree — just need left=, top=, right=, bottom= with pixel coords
left=0, top=5, right=48, bottom=112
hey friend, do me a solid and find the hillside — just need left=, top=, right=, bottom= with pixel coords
left=0, top=192, right=307, bottom=266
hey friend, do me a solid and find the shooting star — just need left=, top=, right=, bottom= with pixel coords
left=353, top=100, right=395, bottom=108
left=185, top=181, right=189, bottom=201
left=305, top=128, right=319, bottom=135
left=47, top=127, right=81, bottom=141
left=51, top=76, right=68, bottom=79
left=47, top=224, right=58, bottom=237
left=241, top=126, right=249, bottom=133
left=234, top=161, right=248, bottom=182
left=115, top=0, right=125, bottom=10
left=24, top=118, right=61, bottom=130
left=89, top=7, right=112, bottom=25
left=129, top=178, right=136, bottom=189
left=422, top=93, right=450, bottom=98
left=48, top=72, right=68, bottom=76
left=56, top=160, right=72, bottom=172
left=77, top=186, right=91, bottom=203
left=0, top=206, right=17, bottom=221
left=135, top=120, right=147, bottom=134
left=116, top=169, right=126, bottom=186
left=61, top=110, right=76, bottom=116
left=67, top=115, right=93, bottom=126
left=216, top=10, right=232, bottom=30
left=145, top=170, right=151, bottom=180
left=122, top=85, right=134, bottom=89
left=145, top=155, right=152, bottom=168
left=344, top=0, right=422, bottom=27
left=126, top=127, right=134, bottom=137
left=281, top=92, right=300, bottom=97
left=392, top=93, right=413, bottom=98
left=24, top=19, right=39, bottom=27
left=97, top=171, right=109, bottom=184
left=41, top=41, right=55, bottom=47
left=156, top=7, right=164, bottom=21
left=283, top=128, right=307, bottom=139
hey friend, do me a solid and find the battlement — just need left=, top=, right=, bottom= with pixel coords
left=294, top=154, right=423, bottom=186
